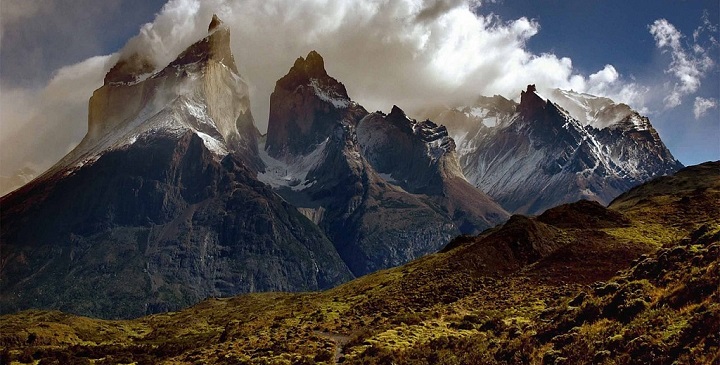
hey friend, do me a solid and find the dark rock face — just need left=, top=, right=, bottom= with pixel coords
left=427, top=85, right=684, bottom=215
left=262, top=53, right=509, bottom=277
left=168, top=17, right=238, bottom=74
left=0, top=17, right=353, bottom=319
left=0, top=132, right=352, bottom=319
left=519, top=84, right=546, bottom=119
left=265, top=51, right=355, bottom=158
left=301, top=122, right=462, bottom=276
left=356, top=107, right=507, bottom=230
left=358, top=106, right=456, bottom=195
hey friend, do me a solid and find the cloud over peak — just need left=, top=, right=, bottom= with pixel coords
left=0, top=0, right=695, bottom=179
left=109, top=0, right=642, bottom=123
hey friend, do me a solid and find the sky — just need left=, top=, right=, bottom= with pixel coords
left=0, top=0, right=718, bottom=180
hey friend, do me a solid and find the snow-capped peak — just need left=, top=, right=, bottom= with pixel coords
left=551, top=88, right=635, bottom=130
left=42, top=15, right=260, bottom=179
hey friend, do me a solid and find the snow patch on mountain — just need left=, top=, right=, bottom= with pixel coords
left=552, top=89, right=635, bottom=130
left=377, top=172, right=399, bottom=184
left=257, top=137, right=328, bottom=191
left=196, top=131, right=228, bottom=155
left=310, top=79, right=349, bottom=109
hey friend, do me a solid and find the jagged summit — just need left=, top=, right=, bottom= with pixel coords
left=387, top=104, right=407, bottom=120
left=292, top=50, right=328, bottom=78
left=50, top=13, right=260, bottom=179
left=519, top=84, right=549, bottom=119
left=425, top=84, right=683, bottom=215
left=382, top=105, right=454, bottom=152
left=265, top=50, right=358, bottom=158
left=208, top=13, right=223, bottom=32
left=275, top=50, right=349, bottom=100
left=167, top=14, right=238, bottom=73
left=104, top=15, right=237, bottom=86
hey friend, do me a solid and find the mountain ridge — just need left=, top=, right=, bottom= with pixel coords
left=260, top=51, right=508, bottom=276
left=425, top=85, right=683, bottom=215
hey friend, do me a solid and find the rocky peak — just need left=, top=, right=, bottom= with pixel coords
left=276, top=51, right=348, bottom=99
left=384, top=105, right=452, bottom=148
left=266, top=51, right=360, bottom=158
left=387, top=105, right=408, bottom=120
left=81, top=13, right=260, bottom=169
left=384, top=105, right=414, bottom=134
left=167, top=14, right=238, bottom=73
left=103, top=15, right=237, bottom=86
left=208, top=14, right=223, bottom=32
left=519, top=84, right=548, bottom=119
left=292, top=51, right=328, bottom=79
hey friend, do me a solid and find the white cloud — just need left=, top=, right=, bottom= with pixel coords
left=0, top=55, right=118, bottom=176
left=111, top=0, right=644, bottom=118
left=0, top=0, right=644, bottom=177
left=693, top=97, right=717, bottom=119
left=649, top=18, right=715, bottom=108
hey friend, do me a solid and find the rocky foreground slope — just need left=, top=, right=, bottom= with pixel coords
left=1, top=161, right=716, bottom=364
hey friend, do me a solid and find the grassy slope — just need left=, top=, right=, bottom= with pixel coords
left=1, top=162, right=718, bottom=364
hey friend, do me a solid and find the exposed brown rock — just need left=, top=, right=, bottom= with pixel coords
left=265, top=51, right=355, bottom=158
left=104, top=52, right=155, bottom=85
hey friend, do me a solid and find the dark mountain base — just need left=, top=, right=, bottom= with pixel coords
left=1, top=162, right=716, bottom=364
left=0, top=132, right=352, bottom=319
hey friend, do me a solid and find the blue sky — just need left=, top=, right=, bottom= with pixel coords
left=0, top=0, right=717, bottom=175
left=485, top=1, right=717, bottom=75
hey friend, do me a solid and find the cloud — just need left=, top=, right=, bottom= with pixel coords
left=0, top=55, right=118, bottom=176
left=0, top=0, right=644, bottom=178
left=649, top=18, right=715, bottom=108
left=113, top=0, right=644, bottom=118
left=693, top=97, right=717, bottom=119
left=0, top=0, right=165, bottom=88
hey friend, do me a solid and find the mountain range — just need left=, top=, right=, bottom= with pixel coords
left=423, top=85, right=683, bottom=215
left=0, top=16, right=685, bottom=320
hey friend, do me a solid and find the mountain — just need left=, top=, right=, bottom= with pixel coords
left=2, top=161, right=716, bottom=364
left=258, top=51, right=508, bottom=276
left=425, top=85, right=683, bottom=215
left=0, top=16, right=353, bottom=319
